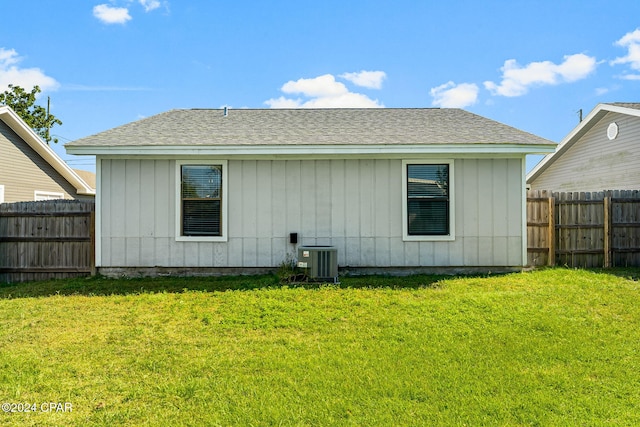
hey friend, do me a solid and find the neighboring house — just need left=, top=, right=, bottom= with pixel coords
left=73, top=169, right=97, bottom=190
left=0, top=106, right=95, bottom=202
left=65, top=108, right=555, bottom=276
left=528, top=103, right=640, bottom=191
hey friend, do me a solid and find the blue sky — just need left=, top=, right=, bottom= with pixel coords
left=2, top=0, right=640, bottom=172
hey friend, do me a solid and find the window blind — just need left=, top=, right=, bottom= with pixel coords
left=181, top=165, right=222, bottom=236
left=407, top=164, right=449, bottom=235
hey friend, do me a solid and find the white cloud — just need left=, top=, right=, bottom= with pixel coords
left=484, top=53, right=597, bottom=97
left=611, top=28, right=640, bottom=69
left=139, top=0, right=161, bottom=12
left=339, top=70, right=387, bottom=89
left=555, top=54, right=598, bottom=82
left=0, top=48, right=59, bottom=93
left=263, top=96, right=303, bottom=108
left=303, top=92, right=381, bottom=108
left=611, top=28, right=640, bottom=79
left=618, top=74, right=640, bottom=81
left=93, top=4, right=132, bottom=25
left=265, top=73, right=384, bottom=108
left=92, top=1, right=165, bottom=24
left=0, top=48, right=19, bottom=67
left=282, top=74, right=348, bottom=97
left=430, top=81, right=479, bottom=108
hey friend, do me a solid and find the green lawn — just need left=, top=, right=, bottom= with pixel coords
left=0, top=268, right=638, bottom=426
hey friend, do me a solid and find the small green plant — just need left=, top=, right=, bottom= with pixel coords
left=276, top=252, right=306, bottom=283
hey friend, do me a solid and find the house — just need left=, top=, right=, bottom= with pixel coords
left=0, top=106, right=95, bottom=202
left=65, top=108, right=555, bottom=276
left=527, top=103, right=640, bottom=192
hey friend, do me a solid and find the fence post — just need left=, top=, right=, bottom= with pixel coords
left=603, top=196, right=611, bottom=268
left=548, top=196, right=555, bottom=266
left=90, top=209, right=96, bottom=276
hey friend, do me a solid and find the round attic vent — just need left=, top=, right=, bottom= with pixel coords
left=607, top=122, right=619, bottom=140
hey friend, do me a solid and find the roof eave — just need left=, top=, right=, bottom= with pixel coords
left=66, top=143, right=556, bottom=157
left=0, top=106, right=95, bottom=196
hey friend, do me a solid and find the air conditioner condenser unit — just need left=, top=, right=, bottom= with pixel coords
left=297, top=246, right=339, bottom=283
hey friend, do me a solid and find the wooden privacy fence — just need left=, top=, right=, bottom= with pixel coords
left=0, top=200, right=95, bottom=283
left=527, top=190, right=640, bottom=268
left=2, top=193, right=637, bottom=282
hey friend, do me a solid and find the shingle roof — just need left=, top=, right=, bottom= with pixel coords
left=66, top=108, right=553, bottom=148
left=607, top=102, right=640, bottom=110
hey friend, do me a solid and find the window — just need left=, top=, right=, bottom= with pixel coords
left=34, top=191, right=64, bottom=201
left=402, top=160, right=454, bottom=241
left=176, top=161, right=227, bottom=242
left=181, top=165, right=222, bottom=236
left=0, top=185, right=4, bottom=203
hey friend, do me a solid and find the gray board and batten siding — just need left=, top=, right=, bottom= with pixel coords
left=98, top=157, right=525, bottom=270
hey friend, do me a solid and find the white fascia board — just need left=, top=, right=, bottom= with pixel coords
left=598, top=103, right=640, bottom=117
left=66, top=143, right=556, bottom=157
left=0, top=107, right=95, bottom=196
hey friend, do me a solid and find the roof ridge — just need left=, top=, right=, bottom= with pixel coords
left=186, top=107, right=446, bottom=111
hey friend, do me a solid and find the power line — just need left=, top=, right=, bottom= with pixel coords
left=51, top=134, right=73, bottom=142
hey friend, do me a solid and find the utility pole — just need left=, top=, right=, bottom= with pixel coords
left=46, top=96, right=51, bottom=145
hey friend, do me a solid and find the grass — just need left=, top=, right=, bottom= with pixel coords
left=0, top=268, right=639, bottom=426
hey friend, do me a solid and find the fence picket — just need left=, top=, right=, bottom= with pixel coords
left=527, top=190, right=640, bottom=267
left=0, top=200, right=95, bottom=283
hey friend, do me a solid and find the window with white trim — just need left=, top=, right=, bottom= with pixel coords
left=0, top=185, right=4, bottom=203
left=402, top=160, right=455, bottom=241
left=176, top=161, right=228, bottom=242
left=34, top=191, right=64, bottom=201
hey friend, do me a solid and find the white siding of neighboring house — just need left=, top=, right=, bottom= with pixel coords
left=530, top=112, right=640, bottom=191
left=97, top=157, right=525, bottom=268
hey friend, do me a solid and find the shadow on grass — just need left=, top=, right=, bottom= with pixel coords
left=3, top=267, right=639, bottom=299
left=586, top=267, right=640, bottom=281
left=0, top=273, right=450, bottom=299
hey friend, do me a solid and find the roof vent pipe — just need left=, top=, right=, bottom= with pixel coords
left=223, top=106, right=228, bottom=117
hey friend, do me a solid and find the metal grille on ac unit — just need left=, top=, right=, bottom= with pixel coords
left=297, top=246, right=338, bottom=283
